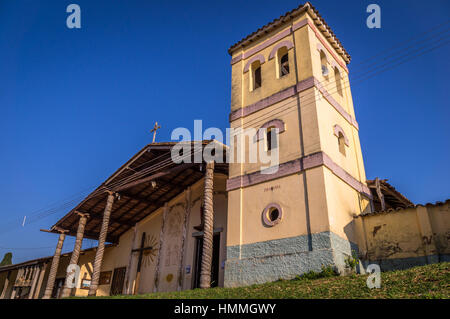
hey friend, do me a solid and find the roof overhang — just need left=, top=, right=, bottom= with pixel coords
left=46, top=141, right=228, bottom=244
left=367, top=178, right=414, bottom=210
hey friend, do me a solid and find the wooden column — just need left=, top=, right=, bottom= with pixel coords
left=88, top=192, right=115, bottom=296
left=33, top=263, right=48, bottom=299
left=43, top=230, right=66, bottom=299
left=375, top=177, right=385, bottom=211
left=199, top=161, right=214, bottom=289
left=61, top=212, right=89, bottom=298
left=178, top=187, right=191, bottom=291
left=153, top=202, right=169, bottom=293
left=123, top=224, right=138, bottom=295
left=11, top=268, right=23, bottom=299
left=28, top=266, right=40, bottom=299
left=0, top=271, right=11, bottom=299
left=133, top=232, right=146, bottom=294
left=10, top=288, right=17, bottom=299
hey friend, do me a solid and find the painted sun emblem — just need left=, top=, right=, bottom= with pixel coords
left=142, top=234, right=158, bottom=268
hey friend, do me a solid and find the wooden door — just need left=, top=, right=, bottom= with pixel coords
left=193, top=233, right=220, bottom=288
left=110, top=267, right=126, bottom=296
left=51, top=278, right=65, bottom=298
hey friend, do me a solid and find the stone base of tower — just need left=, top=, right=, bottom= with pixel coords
left=224, top=231, right=358, bottom=288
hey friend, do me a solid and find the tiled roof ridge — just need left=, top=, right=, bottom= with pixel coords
left=228, top=2, right=351, bottom=63
left=359, top=199, right=450, bottom=217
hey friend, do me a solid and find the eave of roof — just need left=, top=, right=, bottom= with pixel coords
left=367, top=179, right=414, bottom=207
left=228, top=2, right=351, bottom=64
left=45, top=140, right=229, bottom=243
left=358, top=199, right=450, bottom=217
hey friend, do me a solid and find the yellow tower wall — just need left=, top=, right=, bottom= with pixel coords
left=225, top=9, right=371, bottom=287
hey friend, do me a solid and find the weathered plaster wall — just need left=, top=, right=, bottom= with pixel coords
left=322, top=167, right=371, bottom=243
left=355, top=201, right=450, bottom=271
left=76, top=174, right=229, bottom=296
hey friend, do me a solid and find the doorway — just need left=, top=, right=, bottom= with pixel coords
left=193, top=233, right=220, bottom=288
left=110, top=267, right=126, bottom=296
left=51, top=278, right=65, bottom=298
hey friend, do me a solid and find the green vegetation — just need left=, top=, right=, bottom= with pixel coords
left=80, top=262, right=450, bottom=299
left=344, top=250, right=360, bottom=270
left=0, top=252, right=12, bottom=266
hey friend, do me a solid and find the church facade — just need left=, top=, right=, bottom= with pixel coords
left=1, top=2, right=449, bottom=299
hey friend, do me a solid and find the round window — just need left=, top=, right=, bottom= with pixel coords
left=262, top=204, right=283, bottom=227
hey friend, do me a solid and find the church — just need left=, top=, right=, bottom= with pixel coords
left=1, top=2, right=448, bottom=299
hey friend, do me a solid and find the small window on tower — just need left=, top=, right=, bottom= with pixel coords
left=280, top=53, right=289, bottom=76
left=276, top=46, right=290, bottom=78
left=254, top=66, right=262, bottom=89
left=249, top=60, right=262, bottom=91
left=266, top=127, right=278, bottom=151
left=320, top=50, right=329, bottom=77
left=334, top=67, right=343, bottom=97
left=338, top=132, right=346, bottom=156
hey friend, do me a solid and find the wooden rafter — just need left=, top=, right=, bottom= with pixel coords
left=113, top=163, right=195, bottom=193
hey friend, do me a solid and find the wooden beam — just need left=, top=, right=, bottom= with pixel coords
left=76, top=210, right=135, bottom=227
left=375, top=177, right=386, bottom=211
left=65, top=229, right=118, bottom=244
left=119, top=193, right=155, bottom=206
left=107, top=169, right=192, bottom=236
left=113, top=163, right=195, bottom=193
left=380, top=185, right=412, bottom=206
left=64, top=196, right=107, bottom=232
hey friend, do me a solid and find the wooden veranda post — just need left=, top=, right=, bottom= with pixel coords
left=28, top=266, right=40, bottom=299
left=153, top=202, right=169, bottom=293
left=133, top=232, right=146, bottom=294
left=88, top=192, right=115, bottom=296
left=123, top=224, right=138, bottom=294
left=178, top=187, right=191, bottom=291
left=61, top=212, right=89, bottom=298
left=43, top=230, right=67, bottom=299
left=0, top=271, right=11, bottom=299
left=199, top=161, right=214, bottom=289
left=34, top=262, right=48, bottom=299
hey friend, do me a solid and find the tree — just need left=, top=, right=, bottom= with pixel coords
left=0, top=252, right=12, bottom=266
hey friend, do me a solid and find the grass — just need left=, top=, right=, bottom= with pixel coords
left=80, top=262, right=450, bottom=299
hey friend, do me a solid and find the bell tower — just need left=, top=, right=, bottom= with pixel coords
left=224, top=2, right=372, bottom=287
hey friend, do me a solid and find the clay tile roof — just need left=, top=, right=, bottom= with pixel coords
left=359, top=199, right=450, bottom=217
left=228, top=2, right=351, bottom=63
left=367, top=179, right=413, bottom=207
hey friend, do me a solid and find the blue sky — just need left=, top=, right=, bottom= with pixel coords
left=0, top=0, right=448, bottom=263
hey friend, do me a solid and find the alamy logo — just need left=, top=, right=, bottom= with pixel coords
left=66, top=4, right=81, bottom=29
left=366, top=264, right=381, bottom=289
left=65, top=264, right=81, bottom=288
left=170, top=120, right=280, bottom=174
left=366, top=4, right=381, bottom=29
